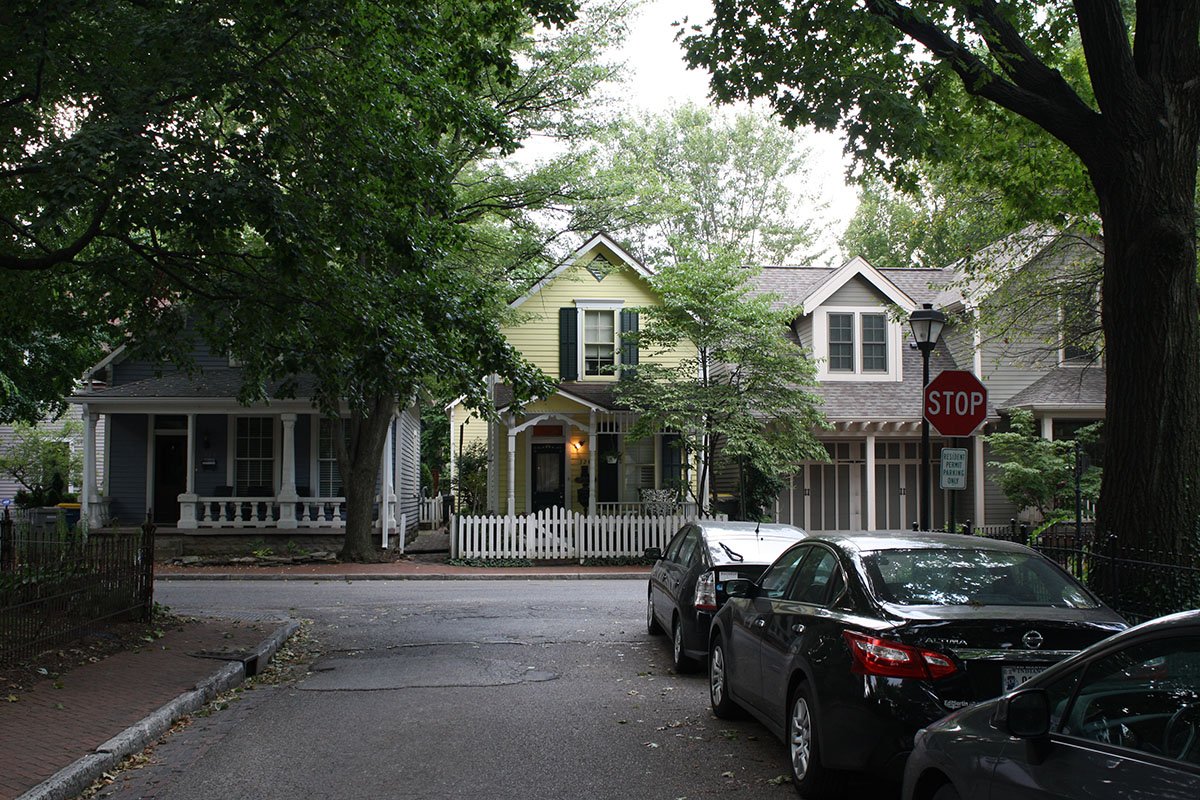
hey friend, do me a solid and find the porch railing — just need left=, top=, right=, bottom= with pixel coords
left=451, top=508, right=728, bottom=561
left=184, top=495, right=396, bottom=530
left=595, top=501, right=701, bottom=518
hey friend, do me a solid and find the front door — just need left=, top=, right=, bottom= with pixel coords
left=153, top=435, right=188, bottom=524
left=597, top=434, right=619, bottom=504
left=531, top=443, right=565, bottom=513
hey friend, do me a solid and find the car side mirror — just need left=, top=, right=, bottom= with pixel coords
left=644, top=547, right=662, bottom=561
left=995, top=688, right=1052, bottom=765
left=723, top=578, right=757, bottom=598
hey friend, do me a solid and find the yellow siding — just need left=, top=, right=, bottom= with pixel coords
left=507, top=244, right=696, bottom=378
left=449, top=240, right=701, bottom=515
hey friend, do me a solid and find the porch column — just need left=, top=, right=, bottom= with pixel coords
left=380, top=422, right=393, bottom=547
left=588, top=410, right=597, bottom=516
left=278, top=412, right=298, bottom=526
left=1041, top=416, right=1054, bottom=440
left=81, top=405, right=100, bottom=529
left=177, top=413, right=199, bottom=529
left=507, top=414, right=517, bottom=516
left=394, top=417, right=406, bottom=553
left=865, top=434, right=876, bottom=532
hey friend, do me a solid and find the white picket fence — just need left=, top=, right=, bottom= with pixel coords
left=451, top=508, right=727, bottom=560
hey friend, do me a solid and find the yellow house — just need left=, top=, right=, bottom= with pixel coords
left=447, top=233, right=697, bottom=518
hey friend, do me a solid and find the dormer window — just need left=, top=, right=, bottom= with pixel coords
left=814, top=308, right=902, bottom=382
left=827, top=312, right=889, bottom=373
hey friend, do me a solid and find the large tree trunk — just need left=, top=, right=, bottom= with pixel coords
left=337, top=394, right=399, bottom=562
left=1092, top=124, right=1200, bottom=616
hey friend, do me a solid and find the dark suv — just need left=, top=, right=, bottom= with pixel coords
left=647, top=520, right=807, bottom=671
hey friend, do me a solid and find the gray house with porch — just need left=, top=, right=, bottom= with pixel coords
left=69, top=339, right=419, bottom=552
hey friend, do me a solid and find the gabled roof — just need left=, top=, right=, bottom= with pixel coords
left=493, top=381, right=629, bottom=413
left=510, top=232, right=654, bottom=309
left=753, top=264, right=956, bottom=314
left=797, top=256, right=918, bottom=314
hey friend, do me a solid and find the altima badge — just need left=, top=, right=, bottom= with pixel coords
left=1022, top=630, right=1044, bottom=649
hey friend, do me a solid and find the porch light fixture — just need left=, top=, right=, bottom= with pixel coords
left=909, top=303, right=947, bottom=532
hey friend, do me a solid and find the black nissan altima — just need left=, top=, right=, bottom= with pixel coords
left=706, top=532, right=1127, bottom=798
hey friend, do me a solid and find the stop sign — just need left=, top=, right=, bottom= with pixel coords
left=924, top=370, right=988, bottom=437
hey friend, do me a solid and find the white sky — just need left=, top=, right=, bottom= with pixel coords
left=612, top=0, right=859, bottom=264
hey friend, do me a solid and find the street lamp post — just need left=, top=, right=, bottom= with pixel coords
left=909, top=303, right=946, bottom=531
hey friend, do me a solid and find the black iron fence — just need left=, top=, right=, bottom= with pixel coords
left=1, top=509, right=154, bottom=667
left=976, top=522, right=1200, bottom=623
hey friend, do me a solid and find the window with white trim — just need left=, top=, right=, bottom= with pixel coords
left=814, top=307, right=903, bottom=382
left=584, top=309, right=616, bottom=376
left=235, top=417, right=274, bottom=494
left=318, top=418, right=351, bottom=497
left=828, top=313, right=854, bottom=372
left=861, top=313, right=888, bottom=371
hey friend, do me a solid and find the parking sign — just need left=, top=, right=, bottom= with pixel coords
left=939, top=448, right=967, bottom=490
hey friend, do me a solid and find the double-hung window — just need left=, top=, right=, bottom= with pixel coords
left=584, top=309, right=617, bottom=376
left=861, top=313, right=888, bottom=372
left=318, top=418, right=351, bottom=497
left=828, top=313, right=855, bottom=372
left=235, top=417, right=274, bottom=495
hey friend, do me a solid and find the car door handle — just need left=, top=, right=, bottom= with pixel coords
left=791, top=624, right=805, bottom=634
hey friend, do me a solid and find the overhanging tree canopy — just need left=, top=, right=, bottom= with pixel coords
left=683, top=2, right=1200, bottom=610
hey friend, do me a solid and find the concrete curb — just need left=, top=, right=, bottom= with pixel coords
left=156, top=572, right=649, bottom=582
left=16, top=620, right=300, bottom=800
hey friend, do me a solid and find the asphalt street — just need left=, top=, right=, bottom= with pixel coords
left=84, top=579, right=857, bottom=800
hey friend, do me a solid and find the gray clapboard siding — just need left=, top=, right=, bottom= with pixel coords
left=398, top=406, right=420, bottom=533
left=824, top=275, right=890, bottom=306
left=106, top=414, right=149, bottom=525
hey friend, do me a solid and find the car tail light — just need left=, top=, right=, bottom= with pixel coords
left=843, top=631, right=958, bottom=680
left=694, top=571, right=718, bottom=611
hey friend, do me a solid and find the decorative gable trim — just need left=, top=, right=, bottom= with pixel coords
left=800, top=256, right=917, bottom=315
left=510, top=232, right=655, bottom=309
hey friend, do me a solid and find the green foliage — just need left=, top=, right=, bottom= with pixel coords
left=617, top=252, right=827, bottom=508
left=0, top=421, right=82, bottom=507
left=595, top=104, right=826, bottom=268
left=447, top=557, right=536, bottom=568
left=453, top=441, right=490, bottom=515
left=736, top=457, right=785, bottom=522
left=420, top=404, right=449, bottom=495
left=985, top=410, right=1101, bottom=519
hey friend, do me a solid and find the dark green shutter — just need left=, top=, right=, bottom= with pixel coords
left=559, top=307, right=578, bottom=381
left=620, top=310, right=639, bottom=378
left=661, top=433, right=683, bottom=492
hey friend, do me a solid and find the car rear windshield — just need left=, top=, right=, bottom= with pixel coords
left=862, top=548, right=1099, bottom=608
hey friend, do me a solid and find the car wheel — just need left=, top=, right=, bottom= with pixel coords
left=787, top=683, right=843, bottom=799
left=647, top=592, right=663, bottom=636
left=931, top=784, right=961, bottom=800
left=709, top=636, right=742, bottom=719
left=672, top=617, right=697, bottom=673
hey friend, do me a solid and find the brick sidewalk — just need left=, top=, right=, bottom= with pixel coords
left=156, top=558, right=651, bottom=580
left=0, top=618, right=270, bottom=800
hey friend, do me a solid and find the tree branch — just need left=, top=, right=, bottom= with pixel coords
left=864, top=0, right=1101, bottom=155
left=0, top=195, right=113, bottom=270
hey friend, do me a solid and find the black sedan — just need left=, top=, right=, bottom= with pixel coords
left=903, top=609, right=1200, bottom=800
left=647, top=520, right=807, bottom=672
left=707, top=532, right=1127, bottom=798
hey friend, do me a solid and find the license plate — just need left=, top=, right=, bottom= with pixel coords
left=1001, top=665, right=1043, bottom=693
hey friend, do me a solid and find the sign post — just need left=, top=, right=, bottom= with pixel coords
left=924, top=371, right=988, bottom=531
